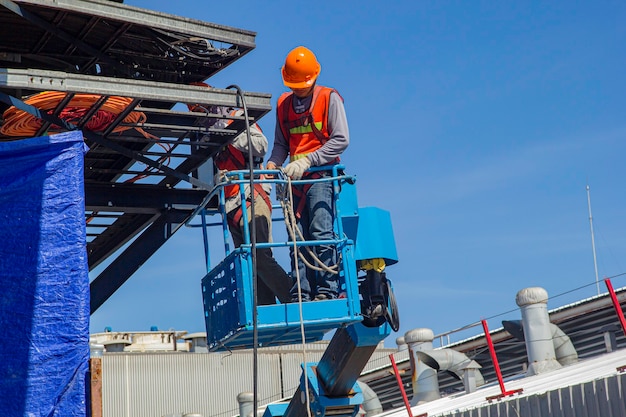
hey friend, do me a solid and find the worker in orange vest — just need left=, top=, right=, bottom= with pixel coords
left=189, top=86, right=292, bottom=305
left=266, top=46, right=350, bottom=302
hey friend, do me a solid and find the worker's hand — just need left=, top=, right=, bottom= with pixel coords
left=214, top=169, right=227, bottom=187
left=265, top=161, right=278, bottom=178
left=283, top=158, right=311, bottom=180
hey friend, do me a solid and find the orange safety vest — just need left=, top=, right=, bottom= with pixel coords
left=214, top=144, right=255, bottom=199
left=277, top=85, right=342, bottom=163
left=214, top=116, right=271, bottom=228
left=215, top=110, right=264, bottom=199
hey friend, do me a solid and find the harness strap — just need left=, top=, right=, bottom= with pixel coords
left=290, top=171, right=323, bottom=219
left=227, top=183, right=272, bottom=229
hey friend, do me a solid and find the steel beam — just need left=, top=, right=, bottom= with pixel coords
left=85, top=182, right=208, bottom=211
left=89, top=209, right=192, bottom=312
left=0, top=68, right=272, bottom=113
left=13, top=0, right=257, bottom=47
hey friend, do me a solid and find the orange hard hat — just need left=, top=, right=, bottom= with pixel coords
left=281, top=46, right=321, bottom=89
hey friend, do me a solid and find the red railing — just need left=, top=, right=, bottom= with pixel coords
left=389, top=353, right=414, bottom=417
left=604, top=278, right=626, bottom=337
left=481, top=319, right=523, bottom=401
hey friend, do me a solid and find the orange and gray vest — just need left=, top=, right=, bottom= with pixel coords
left=277, top=85, right=342, bottom=163
left=214, top=110, right=264, bottom=199
left=214, top=144, right=257, bottom=199
left=215, top=144, right=271, bottom=228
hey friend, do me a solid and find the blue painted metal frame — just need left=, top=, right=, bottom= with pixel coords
left=196, top=166, right=369, bottom=351
left=286, top=362, right=365, bottom=417
left=353, top=206, right=398, bottom=265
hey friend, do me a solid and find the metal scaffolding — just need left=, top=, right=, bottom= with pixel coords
left=0, top=0, right=272, bottom=312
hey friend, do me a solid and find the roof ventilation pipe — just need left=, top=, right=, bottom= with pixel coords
left=405, top=328, right=439, bottom=405
left=396, top=336, right=408, bottom=351
left=405, top=328, right=484, bottom=405
left=515, top=287, right=566, bottom=375
left=415, top=348, right=485, bottom=393
left=237, top=392, right=254, bottom=417
left=503, top=319, right=578, bottom=367
left=357, top=380, right=383, bottom=416
left=551, top=322, right=578, bottom=365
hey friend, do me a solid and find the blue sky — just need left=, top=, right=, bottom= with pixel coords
left=90, top=1, right=626, bottom=345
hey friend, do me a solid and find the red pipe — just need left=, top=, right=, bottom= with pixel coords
left=389, top=353, right=414, bottom=417
left=604, top=278, right=626, bottom=337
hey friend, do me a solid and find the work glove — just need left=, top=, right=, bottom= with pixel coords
left=214, top=169, right=227, bottom=187
left=283, top=158, right=311, bottom=180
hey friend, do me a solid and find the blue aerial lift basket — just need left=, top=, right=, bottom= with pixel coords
left=196, top=167, right=397, bottom=351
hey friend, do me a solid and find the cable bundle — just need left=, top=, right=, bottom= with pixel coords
left=0, top=92, right=148, bottom=139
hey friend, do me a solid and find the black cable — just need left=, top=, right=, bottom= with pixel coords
left=226, top=84, right=259, bottom=416
left=385, top=278, right=401, bottom=332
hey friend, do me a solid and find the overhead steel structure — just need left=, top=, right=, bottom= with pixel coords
left=0, top=0, right=272, bottom=313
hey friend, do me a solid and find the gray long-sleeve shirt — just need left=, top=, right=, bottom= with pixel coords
left=268, top=88, right=349, bottom=167
left=220, top=111, right=271, bottom=213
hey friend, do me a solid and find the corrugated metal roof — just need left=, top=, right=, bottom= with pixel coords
left=97, top=288, right=626, bottom=416
left=360, top=287, right=626, bottom=411
left=380, top=349, right=626, bottom=417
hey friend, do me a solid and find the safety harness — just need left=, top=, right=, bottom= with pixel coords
left=215, top=143, right=272, bottom=230
left=278, top=86, right=342, bottom=217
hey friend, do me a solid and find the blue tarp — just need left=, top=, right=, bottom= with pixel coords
left=0, top=131, right=89, bottom=417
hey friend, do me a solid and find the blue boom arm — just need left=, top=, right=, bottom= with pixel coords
left=264, top=323, right=392, bottom=417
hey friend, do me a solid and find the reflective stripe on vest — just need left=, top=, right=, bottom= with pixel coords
left=289, top=121, right=324, bottom=135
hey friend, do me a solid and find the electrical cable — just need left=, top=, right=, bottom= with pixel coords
left=384, top=278, right=401, bottom=332
left=1, top=91, right=172, bottom=224
left=276, top=171, right=354, bottom=417
left=226, top=84, right=260, bottom=417
left=151, top=28, right=239, bottom=62
left=283, top=175, right=313, bottom=417
left=0, top=91, right=154, bottom=139
left=277, top=177, right=340, bottom=275
left=0, top=91, right=175, bottom=223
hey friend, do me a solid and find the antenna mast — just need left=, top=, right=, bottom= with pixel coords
left=586, top=184, right=600, bottom=295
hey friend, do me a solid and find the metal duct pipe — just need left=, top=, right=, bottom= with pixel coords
left=396, top=336, right=407, bottom=351
left=405, top=328, right=486, bottom=404
left=503, top=319, right=578, bottom=367
left=357, top=380, right=383, bottom=416
left=551, top=323, right=578, bottom=365
left=405, top=328, right=439, bottom=405
left=516, top=287, right=562, bottom=376
left=415, top=349, right=485, bottom=391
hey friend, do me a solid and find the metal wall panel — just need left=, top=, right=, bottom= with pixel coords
left=102, top=352, right=282, bottom=417
left=362, top=349, right=408, bottom=374
left=100, top=343, right=399, bottom=417
left=607, top=374, right=626, bottom=417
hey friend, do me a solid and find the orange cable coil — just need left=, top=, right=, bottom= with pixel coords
left=1, top=92, right=150, bottom=138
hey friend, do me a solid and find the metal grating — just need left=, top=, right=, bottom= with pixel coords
left=0, top=0, right=272, bottom=313
left=0, top=0, right=256, bottom=83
